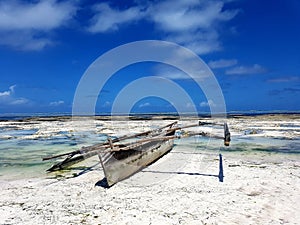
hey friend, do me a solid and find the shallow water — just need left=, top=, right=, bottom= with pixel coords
left=0, top=116, right=299, bottom=180
left=0, top=128, right=108, bottom=180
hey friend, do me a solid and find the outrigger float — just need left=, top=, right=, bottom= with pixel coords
left=43, top=121, right=231, bottom=187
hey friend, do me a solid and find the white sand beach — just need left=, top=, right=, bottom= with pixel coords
left=0, top=115, right=300, bottom=225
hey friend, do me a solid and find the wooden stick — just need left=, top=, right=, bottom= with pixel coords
left=198, top=121, right=224, bottom=126
left=109, top=135, right=177, bottom=152
left=43, top=121, right=177, bottom=160
left=167, top=123, right=199, bottom=132
left=43, top=121, right=226, bottom=160
left=44, top=121, right=229, bottom=161
left=46, top=127, right=229, bottom=172
left=96, top=131, right=227, bottom=153
left=108, top=138, right=114, bottom=149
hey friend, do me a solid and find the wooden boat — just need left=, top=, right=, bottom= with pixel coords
left=44, top=122, right=177, bottom=172
left=98, top=128, right=176, bottom=187
left=43, top=121, right=230, bottom=187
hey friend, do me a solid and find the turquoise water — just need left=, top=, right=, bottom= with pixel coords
left=0, top=117, right=299, bottom=180
left=229, top=136, right=300, bottom=154
left=174, top=133, right=300, bottom=153
left=0, top=129, right=108, bottom=180
left=1, top=135, right=299, bottom=180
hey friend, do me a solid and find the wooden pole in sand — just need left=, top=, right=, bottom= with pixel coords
left=218, top=154, right=224, bottom=182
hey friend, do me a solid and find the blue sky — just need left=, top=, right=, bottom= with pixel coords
left=0, top=0, right=299, bottom=114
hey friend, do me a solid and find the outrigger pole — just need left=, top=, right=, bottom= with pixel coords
left=43, top=121, right=178, bottom=161
left=218, top=122, right=230, bottom=182
left=43, top=121, right=231, bottom=173
left=218, top=153, right=224, bottom=182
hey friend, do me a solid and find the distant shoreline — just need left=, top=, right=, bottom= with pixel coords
left=0, top=111, right=299, bottom=122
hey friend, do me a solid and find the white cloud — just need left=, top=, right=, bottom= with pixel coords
left=267, top=76, right=299, bottom=83
left=208, top=59, right=238, bottom=69
left=0, top=0, right=77, bottom=50
left=139, top=102, right=151, bottom=108
left=186, top=102, right=194, bottom=108
left=200, top=99, right=216, bottom=107
left=0, top=31, right=54, bottom=51
left=151, top=1, right=239, bottom=55
left=0, top=0, right=76, bottom=31
left=0, top=90, right=10, bottom=97
left=49, top=100, right=64, bottom=106
left=87, top=3, right=145, bottom=33
left=165, top=29, right=222, bottom=54
left=147, top=1, right=236, bottom=32
left=226, top=64, right=267, bottom=75
left=0, top=85, right=30, bottom=105
left=9, top=85, right=16, bottom=92
left=102, top=101, right=111, bottom=107
left=155, top=68, right=190, bottom=80
left=153, top=63, right=210, bottom=80
left=86, top=0, right=239, bottom=55
left=0, top=85, right=15, bottom=97
left=10, top=98, right=29, bottom=105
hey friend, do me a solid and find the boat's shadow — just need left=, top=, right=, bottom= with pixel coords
left=142, top=170, right=223, bottom=182
left=141, top=170, right=220, bottom=178
left=95, top=154, right=224, bottom=188
left=95, top=170, right=223, bottom=189
left=95, top=178, right=110, bottom=188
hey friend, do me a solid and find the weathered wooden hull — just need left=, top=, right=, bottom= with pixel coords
left=46, top=151, right=98, bottom=172
left=98, top=137, right=174, bottom=187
